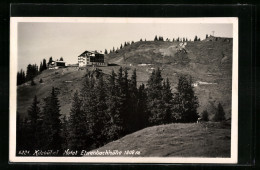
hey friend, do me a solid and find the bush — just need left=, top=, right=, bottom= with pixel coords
left=39, top=79, right=43, bottom=83
left=201, top=110, right=209, bottom=121
left=213, top=103, right=226, bottom=121
left=31, top=79, right=36, bottom=86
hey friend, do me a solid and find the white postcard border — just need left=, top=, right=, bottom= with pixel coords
left=9, top=17, right=238, bottom=164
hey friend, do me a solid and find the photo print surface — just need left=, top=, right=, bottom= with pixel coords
left=10, top=17, right=238, bottom=163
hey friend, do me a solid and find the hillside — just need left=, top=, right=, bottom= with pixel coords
left=107, top=39, right=233, bottom=118
left=17, top=39, right=233, bottom=120
left=90, top=122, right=231, bottom=157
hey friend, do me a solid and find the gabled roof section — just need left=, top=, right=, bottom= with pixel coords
left=79, top=50, right=103, bottom=57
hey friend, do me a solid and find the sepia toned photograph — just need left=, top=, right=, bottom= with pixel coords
left=9, top=17, right=238, bottom=163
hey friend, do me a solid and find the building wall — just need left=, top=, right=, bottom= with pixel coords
left=78, top=53, right=107, bottom=67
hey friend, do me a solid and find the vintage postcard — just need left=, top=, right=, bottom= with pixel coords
left=10, top=17, right=238, bottom=163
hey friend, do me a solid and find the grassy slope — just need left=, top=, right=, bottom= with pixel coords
left=92, top=122, right=231, bottom=157
left=107, top=40, right=232, bottom=118
left=17, top=39, right=232, bottom=119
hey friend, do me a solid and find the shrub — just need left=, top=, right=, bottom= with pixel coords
left=31, top=79, right=36, bottom=86
left=201, top=110, right=209, bottom=121
left=213, top=103, right=226, bottom=121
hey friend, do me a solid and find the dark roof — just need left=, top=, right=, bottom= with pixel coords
left=79, top=50, right=103, bottom=57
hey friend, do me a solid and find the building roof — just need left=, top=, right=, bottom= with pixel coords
left=55, top=61, right=66, bottom=63
left=79, top=50, right=103, bottom=57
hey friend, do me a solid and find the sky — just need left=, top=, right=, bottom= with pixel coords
left=17, top=22, right=233, bottom=71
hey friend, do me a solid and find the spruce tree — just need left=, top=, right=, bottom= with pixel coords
left=61, top=116, right=69, bottom=150
left=42, top=87, right=62, bottom=151
left=128, top=69, right=139, bottom=132
left=104, top=49, right=108, bottom=54
left=40, top=62, right=43, bottom=72
left=120, top=44, right=123, bottom=49
left=93, top=74, right=110, bottom=146
left=194, top=36, right=198, bottom=41
left=173, top=75, right=199, bottom=122
left=162, top=78, right=174, bottom=123
left=27, top=95, right=41, bottom=149
left=60, top=57, right=64, bottom=61
left=137, top=83, right=149, bottom=129
left=146, top=68, right=165, bottom=125
left=115, top=67, right=128, bottom=133
left=106, top=70, right=124, bottom=141
left=68, top=91, right=91, bottom=150
left=154, top=35, right=158, bottom=41
left=48, top=57, right=53, bottom=65
left=42, top=59, right=47, bottom=70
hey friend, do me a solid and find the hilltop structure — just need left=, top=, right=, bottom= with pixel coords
left=205, top=35, right=232, bottom=42
left=48, top=61, right=67, bottom=69
left=78, top=50, right=107, bottom=67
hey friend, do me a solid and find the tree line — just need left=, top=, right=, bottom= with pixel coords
left=105, top=34, right=210, bottom=56
left=17, top=67, right=225, bottom=155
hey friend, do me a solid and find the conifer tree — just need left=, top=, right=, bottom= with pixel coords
left=128, top=69, right=139, bottom=132
left=154, top=35, right=158, bottom=41
left=40, top=62, right=43, bottom=72
left=48, top=57, right=53, bottom=65
left=162, top=78, right=174, bottom=123
left=115, top=67, right=128, bottom=133
left=60, top=57, right=64, bottom=61
left=93, top=74, right=110, bottom=146
left=61, top=116, right=69, bottom=150
left=146, top=68, right=165, bottom=125
left=173, top=75, right=199, bottom=122
left=172, top=38, right=175, bottom=42
left=42, top=87, right=63, bottom=151
left=17, top=69, right=26, bottom=85
left=206, top=34, right=208, bottom=39
left=106, top=70, right=124, bottom=141
left=137, top=83, right=149, bottom=129
left=194, top=36, right=198, bottom=41
left=104, top=49, right=108, bottom=54
left=120, top=44, right=123, bottom=49
left=27, top=95, right=41, bottom=149
left=42, top=59, right=47, bottom=70
left=68, top=90, right=91, bottom=150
